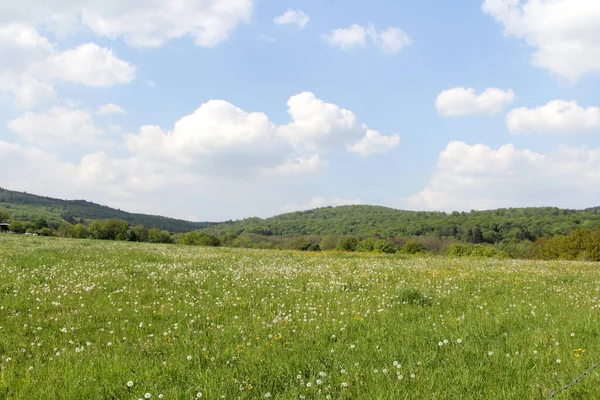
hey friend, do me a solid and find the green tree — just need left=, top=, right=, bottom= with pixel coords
left=179, top=231, right=221, bottom=247
left=58, top=221, right=74, bottom=237
left=71, top=224, right=88, bottom=239
left=8, top=221, right=25, bottom=234
left=448, top=243, right=471, bottom=257
left=130, top=225, right=149, bottom=242
left=0, top=211, right=9, bottom=223
left=337, top=236, right=359, bottom=252
left=148, top=228, right=173, bottom=244
left=401, top=241, right=426, bottom=255
left=34, top=217, right=48, bottom=230
left=319, top=235, right=339, bottom=251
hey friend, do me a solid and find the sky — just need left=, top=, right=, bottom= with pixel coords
left=1, top=0, right=600, bottom=222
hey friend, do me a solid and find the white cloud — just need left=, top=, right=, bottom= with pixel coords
left=435, top=87, right=516, bottom=116
left=367, top=25, right=412, bottom=54
left=324, top=23, right=412, bottom=53
left=407, top=141, right=600, bottom=211
left=0, top=92, right=395, bottom=219
left=483, top=0, right=600, bottom=82
left=0, top=24, right=135, bottom=108
left=7, top=106, right=104, bottom=146
left=97, top=103, right=127, bottom=116
left=124, top=100, right=290, bottom=174
left=277, top=92, right=399, bottom=153
left=2, top=0, right=254, bottom=48
left=348, top=130, right=400, bottom=156
left=323, top=24, right=367, bottom=50
left=507, top=100, right=600, bottom=134
left=273, top=9, right=310, bottom=28
left=266, top=155, right=328, bottom=177
left=43, top=43, right=135, bottom=87
left=281, top=197, right=362, bottom=212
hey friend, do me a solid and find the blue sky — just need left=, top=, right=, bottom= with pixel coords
left=1, top=0, right=600, bottom=221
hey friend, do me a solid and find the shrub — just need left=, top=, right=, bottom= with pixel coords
left=401, top=241, right=426, bottom=255
left=180, top=231, right=221, bottom=247
left=448, top=243, right=471, bottom=257
left=338, top=237, right=359, bottom=252
left=470, top=244, right=497, bottom=258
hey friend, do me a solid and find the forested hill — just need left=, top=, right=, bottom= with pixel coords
left=0, top=187, right=213, bottom=232
left=203, top=205, right=600, bottom=241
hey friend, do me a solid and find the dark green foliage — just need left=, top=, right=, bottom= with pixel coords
left=37, top=227, right=56, bottom=237
left=179, top=231, right=221, bottom=247
left=129, top=225, right=149, bottom=242
left=337, top=237, right=359, bottom=252
left=448, top=243, right=471, bottom=257
left=356, top=237, right=396, bottom=254
left=203, top=205, right=600, bottom=242
left=147, top=228, right=173, bottom=244
left=0, top=210, right=9, bottom=223
left=0, top=187, right=213, bottom=232
left=401, top=241, right=426, bottom=254
left=8, top=221, right=25, bottom=234
left=532, top=229, right=600, bottom=261
left=34, top=217, right=48, bottom=230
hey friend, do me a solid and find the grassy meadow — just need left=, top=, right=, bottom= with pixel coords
left=0, top=235, right=599, bottom=399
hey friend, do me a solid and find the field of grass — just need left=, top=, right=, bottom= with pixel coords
left=1, top=235, right=599, bottom=399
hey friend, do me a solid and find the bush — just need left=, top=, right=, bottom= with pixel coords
left=373, top=240, right=396, bottom=254
left=37, top=227, right=56, bottom=237
left=337, top=237, right=359, bottom=252
left=319, top=235, right=339, bottom=251
left=470, top=244, right=497, bottom=258
left=8, top=221, right=26, bottom=234
left=448, top=243, right=471, bottom=257
left=180, top=231, right=221, bottom=247
left=401, top=241, right=426, bottom=255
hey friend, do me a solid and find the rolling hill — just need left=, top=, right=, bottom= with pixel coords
left=202, top=204, right=600, bottom=241
left=0, top=187, right=214, bottom=232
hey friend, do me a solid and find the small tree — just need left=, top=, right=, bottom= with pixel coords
left=71, top=224, right=88, bottom=239
left=401, top=241, right=426, bottom=255
left=0, top=211, right=9, bottom=223
left=8, top=221, right=25, bottom=234
left=337, top=236, right=359, bottom=252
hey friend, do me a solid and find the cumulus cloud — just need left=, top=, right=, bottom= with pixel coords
left=0, top=92, right=395, bottom=218
left=7, top=106, right=104, bottom=146
left=43, top=43, right=135, bottom=87
left=2, top=0, right=254, bottom=48
left=435, top=87, right=516, bottom=116
left=483, top=0, right=600, bottom=82
left=0, top=24, right=135, bottom=108
left=406, top=141, right=600, bottom=211
left=281, top=197, right=362, bottom=212
left=507, top=100, right=600, bottom=134
left=277, top=92, right=399, bottom=153
left=347, top=130, right=400, bottom=156
left=324, top=23, right=412, bottom=53
left=273, top=9, right=310, bottom=28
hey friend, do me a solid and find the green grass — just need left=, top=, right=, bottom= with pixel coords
left=0, top=235, right=599, bottom=399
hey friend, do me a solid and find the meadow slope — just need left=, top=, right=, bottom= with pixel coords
left=0, top=236, right=599, bottom=399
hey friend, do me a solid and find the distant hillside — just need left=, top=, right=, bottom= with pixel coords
left=203, top=205, right=600, bottom=241
left=0, top=187, right=213, bottom=232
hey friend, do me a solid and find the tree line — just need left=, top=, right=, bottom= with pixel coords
left=2, top=210, right=600, bottom=261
